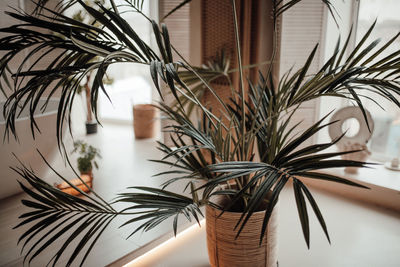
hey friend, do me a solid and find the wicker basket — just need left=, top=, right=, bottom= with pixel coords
left=133, top=104, right=156, bottom=139
left=206, top=202, right=278, bottom=267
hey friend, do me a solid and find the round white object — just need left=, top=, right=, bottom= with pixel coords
left=328, top=106, right=374, bottom=146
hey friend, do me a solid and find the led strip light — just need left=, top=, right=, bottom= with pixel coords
left=123, top=219, right=206, bottom=266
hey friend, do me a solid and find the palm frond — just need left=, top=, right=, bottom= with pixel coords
left=0, top=2, right=182, bottom=145
left=115, top=187, right=203, bottom=237
left=12, top=162, right=116, bottom=267
left=285, top=22, right=400, bottom=118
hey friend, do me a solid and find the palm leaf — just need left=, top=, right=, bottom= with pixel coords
left=12, top=163, right=116, bottom=267
left=115, top=187, right=203, bottom=237
left=293, top=178, right=310, bottom=248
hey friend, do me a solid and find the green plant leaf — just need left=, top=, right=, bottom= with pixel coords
left=298, top=180, right=331, bottom=244
left=293, top=178, right=310, bottom=248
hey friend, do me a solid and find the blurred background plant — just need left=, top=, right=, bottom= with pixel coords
left=72, top=140, right=101, bottom=175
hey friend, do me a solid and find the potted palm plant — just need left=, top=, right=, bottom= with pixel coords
left=0, top=0, right=399, bottom=266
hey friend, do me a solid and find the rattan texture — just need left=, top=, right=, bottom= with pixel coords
left=206, top=204, right=278, bottom=267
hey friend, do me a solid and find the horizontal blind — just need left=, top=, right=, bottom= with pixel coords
left=159, top=0, right=191, bottom=146
left=279, top=0, right=326, bottom=145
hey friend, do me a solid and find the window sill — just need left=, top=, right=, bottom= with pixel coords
left=332, top=163, right=400, bottom=191
left=299, top=163, right=400, bottom=212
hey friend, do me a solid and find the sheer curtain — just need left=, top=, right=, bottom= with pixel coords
left=317, top=0, right=400, bottom=162
left=99, top=0, right=155, bottom=122
left=355, top=0, right=400, bottom=160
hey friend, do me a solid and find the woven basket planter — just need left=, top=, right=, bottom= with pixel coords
left=206, top=203, right=278, bottom=267
left=133, top=104, right=156, bottom=139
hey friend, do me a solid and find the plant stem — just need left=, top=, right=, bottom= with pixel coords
left=231, top=0, right=249, bottom=205
left=266, top=0, right=279, bottom=86
left=231, top=0, right=247, bottom=163
left=85, top=72, right=93, bottom=122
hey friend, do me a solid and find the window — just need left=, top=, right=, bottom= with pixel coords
left=355, top=0, right=400, bottom=161
left=64, top=0, right=157, bottom=124
left=319, top=0, right=400, bottom=163
left=99, top=0, right=155, bottom=122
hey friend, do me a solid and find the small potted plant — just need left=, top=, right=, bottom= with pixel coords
left=72, top=141, right=101, bottom=178
left=54, top=141, right=101, bottom=196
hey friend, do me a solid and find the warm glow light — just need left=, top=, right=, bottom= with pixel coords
left=123, top=219, right=206, bottom=266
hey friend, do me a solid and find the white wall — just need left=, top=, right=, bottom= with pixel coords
left=0, top=1, right=22, bottom=102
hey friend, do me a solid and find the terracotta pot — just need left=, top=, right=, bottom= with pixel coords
left=206, top=202, right=278, bottom=267
left=81, top=170, right=93, bottom=178
left=55, top=174, right=93, bottom=196
left=133, top=104, right=156, bottom=139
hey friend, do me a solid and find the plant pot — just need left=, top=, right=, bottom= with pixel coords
left=81, top=170, right=93, bottom=179
left=133, top=104, right=156, bottom=139
left=55, top=173, right=93, bottom=196
left=206, top=202, right=278, bottom=267
left=85, top=121, right=98, bottom=134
